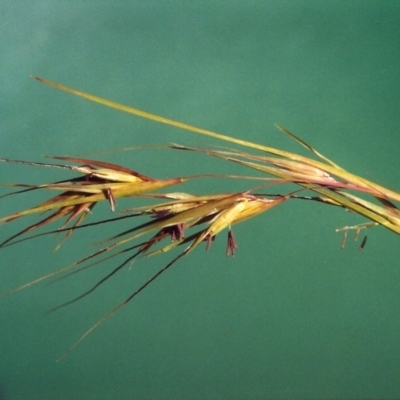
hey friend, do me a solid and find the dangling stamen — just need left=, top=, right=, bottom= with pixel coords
left=359, top=235, right=367, bottom=251
left=105, top=188, right=116, bottom=212
left=226, top=229, right=237, bottom=256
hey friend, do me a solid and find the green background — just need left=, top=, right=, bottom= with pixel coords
left=1, top=1, right=400, bottom=399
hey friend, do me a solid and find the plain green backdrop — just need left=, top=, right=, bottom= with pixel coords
left=1, top=1, right=399, bottom=399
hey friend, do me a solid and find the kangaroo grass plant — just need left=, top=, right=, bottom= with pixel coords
left=1, top=77, right=399, bottom=360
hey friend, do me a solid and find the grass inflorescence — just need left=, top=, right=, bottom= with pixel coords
left=1, top=77, right=399, bottom=360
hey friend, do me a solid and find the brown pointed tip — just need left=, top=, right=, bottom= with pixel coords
left=30, top=75, right=43, bottom=82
